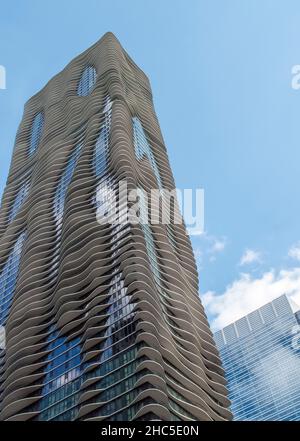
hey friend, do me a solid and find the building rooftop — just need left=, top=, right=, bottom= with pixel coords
left=214, top=294, right=300, bottom=349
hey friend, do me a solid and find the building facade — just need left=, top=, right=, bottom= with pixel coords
left=215, top=295, right=300, bottom=420
left=0, top=33, right=231, bottom=421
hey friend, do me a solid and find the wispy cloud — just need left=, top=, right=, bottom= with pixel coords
left=210, top=238, right=226, bottom=254
left=239, top=248, right=262, bottom=266
left=193, top=233, right=227, bottom=266
left=202, top=267, right=300, bottom=331
left=193, top=247, right=203, bottom=261
left=288, top=242, right=300, bottom=261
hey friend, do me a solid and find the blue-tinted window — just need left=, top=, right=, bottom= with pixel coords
left=49, top=140, right=83, bottom=283
left=53, top=142, right=83, bottom=228
left=215, top=296, right=300, bottom=421
left=34, top=328, right=82, bottom=421
left=77, top=66, right=97, bottom=96
left=29, top=112, right=44, bottom=155
left=0, top=232, right=26, bottom=325
left=133, top=117, right=177, bottom=249
left=132, top=116, right=162, bottom=189
left=8, top=179, right=30, bottom=222
left=93, top=96, right=112, bottom=177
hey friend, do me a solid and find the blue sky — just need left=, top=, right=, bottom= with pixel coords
left=1, top=0, right=300, bottom=329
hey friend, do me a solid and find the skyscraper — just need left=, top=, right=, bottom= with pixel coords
left=0, top=33, right=231, bottom=421
left=215, top=295, right=300, bottom=420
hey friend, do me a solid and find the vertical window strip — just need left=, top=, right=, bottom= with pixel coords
left=53, top=141, right=83, bottom=231
left=29, top=112, right=44, bottom=155
left=133, top=117, right=177, bottom=250
left=132, top=116, right=163, bottom=189
left=138, top=190, right=172, bottom=323
left=95, top=176, right=115, bottom=220
left=35, top=328, right=82, bottom=421
left=77, top=66, right=97, bottom=97
left=0, top=231, right=26, bottom=325
left=93, top=96, right=112, bottom=178
left=139, top=192, right=162, bottom=289
left=8, top=179, right=30, bottom=223
left=36, top=137, right=85, bottom=421
left=50, top=133, right=84, bottom=282
left=90, top=99, right=140, bottom=416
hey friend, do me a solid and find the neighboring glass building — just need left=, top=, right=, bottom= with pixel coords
left=0, top=33, right=231, bottom=421
left=215, top=295, right=300, bottom=421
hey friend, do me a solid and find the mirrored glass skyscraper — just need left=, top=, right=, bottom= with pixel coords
left=0, top=33, right=231, bottom=421
left=215, top=295, right=300, bottom=420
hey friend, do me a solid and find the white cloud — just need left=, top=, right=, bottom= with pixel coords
left=193, top=248, right=202, bottom=259
left=192, top=233, right=227, bottom=267
left=239, top=249, right=262, bottom=266
left=210, top=238, right=226, bottom=254
left=202, top=267, right=300, bottom=331
left=288, top=243, right=300, bottom=261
